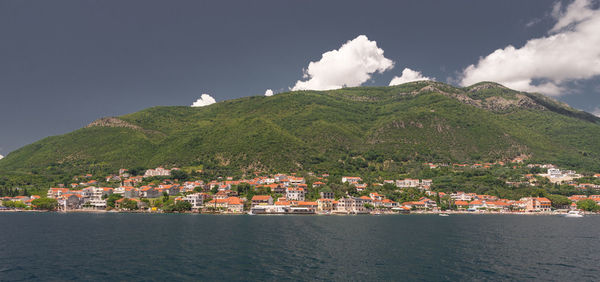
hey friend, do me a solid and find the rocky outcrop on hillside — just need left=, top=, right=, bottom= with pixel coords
left=466, top=82, right=509, bottom=92
left=413, top=83, right=546, bottom=112
left=86, top=117, right=166, bottom=136
left=86, top=117, right=143, bottom=130
left=482, top=95, right=546, bottom=112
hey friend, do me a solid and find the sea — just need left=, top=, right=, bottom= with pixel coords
left=1, top=213, right=599, bottom=281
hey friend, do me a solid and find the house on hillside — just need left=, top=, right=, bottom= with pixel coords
left=286, top=187, right=305, bottom=201
left=143, top=167, right=171, bottom=178
left=251, top=195, right=273, bottom=207
left=341, top=176, right=362, bottom=184
left=182, top=193, right=206, bottom=209
left=520, top=197, right=552, bottom=212
left=336, top=197, right=369, bottom=214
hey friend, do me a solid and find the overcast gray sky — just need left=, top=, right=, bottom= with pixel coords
left=1, top=0, right=599, bottom=156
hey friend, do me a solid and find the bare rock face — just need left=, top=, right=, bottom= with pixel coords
left=413, top=83, right=546, bottom=112
left=466, top=82, right=508, bottom=92
left=481, top=94, right=546, bottom=112
left=86, top=117, right=144, bottom=131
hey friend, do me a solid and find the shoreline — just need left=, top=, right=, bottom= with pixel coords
left=1, top=209, right=595, bottom=216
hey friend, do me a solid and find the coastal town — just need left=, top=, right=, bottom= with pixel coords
left=3, top=159, right=600, bottom=215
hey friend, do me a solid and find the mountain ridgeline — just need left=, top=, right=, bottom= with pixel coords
left=2, top=81, right=600, bottom=177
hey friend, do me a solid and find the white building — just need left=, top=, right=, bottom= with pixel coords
left=450, top=192, right=476, bottom=201
left=547, top=168, right=561, bottom=176
left=259, top=178, right=276, bottom=184
left=289, top=177, right=306, bottom=185
left=286, top=187, right=305, bottom=201
left=336, top=197, right=368, bottom=214
left=182, top=193, right=205, bottom=209
left=143, top=167, right=171, bottom=178
left=86, top=198, right=107, bottom=209
left=342, top=176, right=362, bottom=184
left=396, top=179, right=419, bottom=188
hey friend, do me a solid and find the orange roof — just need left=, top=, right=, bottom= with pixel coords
left=402, top=201, right=421, bottom=205
left=50, top=188, right=70, bottom=192
left=260, top=183, right=279, bottom=188
left=208, top=198, right=228, bottom=204
left=455, top=200, right=469, bottom=206
left=226, top=197, right=243, bottom=205
left=252, top=195, right=272, bottom=201
left=298, top=201, right=317, bottom=206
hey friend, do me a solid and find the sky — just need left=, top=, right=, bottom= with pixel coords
left=1, top=0, right=600, bottom=156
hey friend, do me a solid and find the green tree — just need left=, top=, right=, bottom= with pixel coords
left=129, top=167, right=146, bottom=176
left=236, top=183, right=251, bottom=196
left=162, top=192, right=170, bottom=203
left=546, top=194, right=571, bottom=209
left=171, top=170, right=190, bottom=181
left=577, top=199, right=599, bottom=212
left=167, top=200, right=192, bottom=212
left=121, top=199, right=138, bottom=210
left=7, top=201, right=27, bottom=209
left=31, top=198, right=58, bottom=210
left=2, top=200, right=15, bottom=208
left=106, top=194, right=123, bottom=208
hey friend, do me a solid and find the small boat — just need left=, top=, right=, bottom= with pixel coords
left=564, top=210, right=583, bottom=218
left=439, top=213, right=449, bottom=217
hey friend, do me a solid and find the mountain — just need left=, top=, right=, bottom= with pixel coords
left=1, top=81, right=600, bottom=177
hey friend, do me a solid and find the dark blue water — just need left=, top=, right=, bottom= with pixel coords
left=1, top=213, right=599, bottom=281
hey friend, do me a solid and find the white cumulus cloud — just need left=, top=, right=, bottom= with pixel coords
left=191, top=94, right=216, bottom=107
left=389, top=68, right=433, bottom=86
left=0, top=154, right=3, bottom=160
left=291, top=35, right=394, bottom=91
left=264, top=89, right=274, bottom=96
left=592, top=107, right=600, bottom=117
left=460, top=0, right=600, bottom=96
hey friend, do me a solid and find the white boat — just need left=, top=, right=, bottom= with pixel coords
left=439, top=213, right=449, bottom=217
left=564, top=210, right=583, bottom=218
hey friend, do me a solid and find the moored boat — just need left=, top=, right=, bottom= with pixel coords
left=564, top=210, right=583, bottom=218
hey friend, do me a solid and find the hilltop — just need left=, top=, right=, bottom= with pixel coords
left=1, top=81, right=600, bottom=178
